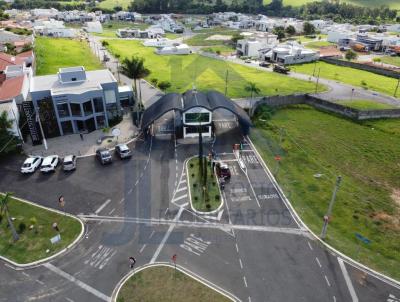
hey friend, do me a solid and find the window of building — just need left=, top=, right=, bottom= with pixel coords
left=70, top=103, right=81, bottom=116
left=93, top=97, right=104, bottom=112
left=57, top=102, right=69, bottom=118
left=83, top=100, right=93, bottom=116
left=104, top=89, right=117, bottom=104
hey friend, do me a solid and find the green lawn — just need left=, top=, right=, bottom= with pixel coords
left=184, top=30, right=239, bottom=46
left=250, top=105, right=400, bottom=280
left=380, top=55, right=400, bottom=67
left=291, top=61, right=400, bottom=97
left=336, top=99, right=397, bottom=110
left=305, top=41, right=334, bottom=49
left=35, top=37, right=103, bottom=75
left=202, top=45, right=235, bottom=55
left=263, top=0, right=400, bottom=9
left=187, top=157, right=221, bottom=212
left=117, top=266, right=231, bottom=302
left=94, top=21, right=149, bottom=38
left=0, top=194, right=82, bottom=264
left=98, top=0, right=131, bottom=10
left=105, top=40, right=322, bottom=98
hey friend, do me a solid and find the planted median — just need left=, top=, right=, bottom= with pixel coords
left=187, top=157, right=222, bottom=213
left=0, top=193, right=82, bottom=264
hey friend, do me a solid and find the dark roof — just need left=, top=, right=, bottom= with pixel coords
left=141, top=90, right=252, bottom=133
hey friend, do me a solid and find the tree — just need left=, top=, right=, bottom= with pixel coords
left=0, top=193, right=19, bottom=242
left=273, top=26, right=285, bottom=41
left=158, top=81, right=171, bottom=91
left=303, top=22, right=316, bottom=35
left=345, top=49, right=357, bottom=61
left=245, top=82, right=261, bottom=99
left=285, top=25, right=296, bottom=36
left=101, top=40, right=109, bottom=47
left=150, top=78, right=158, bottom=86
left=120, top=56, right=150, bottom=108
left=0, top=111, right=19, bottom=156
left=230, top=32, right=244, bottom=45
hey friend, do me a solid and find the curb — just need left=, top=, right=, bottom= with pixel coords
left=0, top=193, right=85, bottom=269
left=111, top=262, right=240, bottom=302
left=185, top=156, right=224, bottom=215
left=245, top=135, right=400, bottom=288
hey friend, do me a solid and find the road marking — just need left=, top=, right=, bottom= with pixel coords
left=243, top=276, right=248, bottom=287
left=308, top=241, right=313, bottom=251
left=128, top=188, right=133, bottom=194
left=172, top=194, right=187, bottom=202
left=22, top=272, right=29, bottom=277
left=248, top=297, right=252, bottom=302
left=149, top=230, right=155, bottom=239
left=239, top=258, right=243, bottom=269
left=388, top=294, right=400, bottom=302
left=164, top=208, right=169, bottom=215
left=235, top=243, right=239, bottom=253
left=119, top=198, right=125, bottom=204
left=338, top=258, right=359, bottom=302
left=139, top=244, right=147, bottom=254
left=180, top=233, right=211, bottom=256
left=176, top=186, right=187, bottom=193
left=108, top=208, right=115, bottom=215
left=333, top=296, right=336, bottom=302
left=325, top=275, right=331, bottom=287
left=95, top=199, right=111, bottom=215
left=315, top=257, right=322, bottom=268
left=43, top=263, right=110, bottom=302
left=150, top=207, right=184, bottom=263
left=65, top=298, right=74, bottom=302
left=35, top=279, right=45, bottom=285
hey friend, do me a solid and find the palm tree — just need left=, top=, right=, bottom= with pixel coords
left=0, top=193, right=19, bottom=242
left=245, top=82, right=261, bottom=100
left=120, top=56, right=150, bottom=109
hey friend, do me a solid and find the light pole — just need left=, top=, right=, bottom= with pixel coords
left=394, top=78, right=400, bottom=98
left=315, top=67, right=321, bottom=94
left=321, top=176, right=342, bottom=240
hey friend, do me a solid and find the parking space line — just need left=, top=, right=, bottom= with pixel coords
left=139, top=244, right=146, bottom=254
left=338, top=258, right=359, bottom=302
left=325, top=275, right=331, bottom=287
left=243, top=276, right=248, bottom=287
left=95, top=199, right=111, bottom=215
left=315, top=257, right=322, bottom=268
left=239, top=258, right=243, bottom=269
left=308, top=241, right=313, bottom=251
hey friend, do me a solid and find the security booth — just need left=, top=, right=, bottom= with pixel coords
left=182, top=107, right=212, bottom=138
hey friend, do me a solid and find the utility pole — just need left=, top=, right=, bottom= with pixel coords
left=321, top=176, right=342, bottom=240
left=224, top=70, right=229, bottom=96
left=312, top=61, right=317, bottom=77
left=394, top=78, right=400, bottom=98
left=315, top=67, right=321, bottom=94
left=35, top=107, right=48, bottom=150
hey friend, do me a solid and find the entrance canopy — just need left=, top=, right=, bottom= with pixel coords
left=141, top=90, right=252, bottom=134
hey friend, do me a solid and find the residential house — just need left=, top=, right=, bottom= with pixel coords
left=116, top=25, right=164, bottom=39
left=155, top=44, right=191, bottom=55
left=31, top=8, right=59, bottom=19
left=158, top=15, right=184, bottom=33
left=237, top=33, right=278, bottom=57
left=386, top=24, right=400, bottom=33
left=29, top=67, right=128, bottom=138
left=0, top=29, right=33, bottom=51
left=143, top=38, right=175, bottom=48
left=33, top=19, right=76, bottom=38
left=263, top=42, right=319, bottom=65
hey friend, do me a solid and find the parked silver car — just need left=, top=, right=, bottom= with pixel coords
left=63, top=155, right=77, bottom=171
left=115, top=144, right=132, bottom=159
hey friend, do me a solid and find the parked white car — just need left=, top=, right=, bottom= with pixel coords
left=21, top=156, right=42, bottom=174
left=115, top=144, right=132, bottom=159
left=63, top=155, right=77, bottom=171
left=40, top=155, right=59, bottom=173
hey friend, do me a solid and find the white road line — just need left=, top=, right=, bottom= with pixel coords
left=65, top=298, right=74, bottom=302
left=150, top=207, right=184, bottom=264
left=235, top=243, right=239, bottom=253
left=308, top=241, right=313, bottom=251
left=176, top=186, right=187, bottom=193
left=243, top=276, right=248, bottom=287
left=239, top=258, right=243, bottom=269
left=338, top=258, right=359, bottom=302
left=248, top=297, right=252, bottom=302
left=35, top=279, right=45, bottom=285
left=325, top=275, right=331, bottom=287
left=139, top=244, right=147, bottom=254
left=119, top=198, right=125, bottom=204
left=22, top=272, right=29, bottom=277
left=315, top=257, right=322, bottom=268
left=333, top=296, right=336, bottom=302
left=95, top=199, right=111, bottom=215
left=4, top=263, right=14, bottom=270
left=128, top=188, right=133, bottom=194
left=43, top=263, right=110, bottom=302
left=179, top=179, right=187, bottom=184
left=172, top=194, right=187, bottom=202
left=149, top=230, right=155, bottom=239
left=164, top=208, right=169, bottom=215
left=108, top=208, right=115, bottom=215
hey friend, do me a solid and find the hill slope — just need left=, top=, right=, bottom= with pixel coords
left=264, top=0, right=400, bottom=9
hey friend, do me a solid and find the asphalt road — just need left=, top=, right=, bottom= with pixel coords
left=0, top=111, right=399, bottom=302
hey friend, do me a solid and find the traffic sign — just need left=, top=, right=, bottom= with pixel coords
left=355, top=233, right=371, bottom=245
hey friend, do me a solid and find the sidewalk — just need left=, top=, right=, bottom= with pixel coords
left=24, top=113, right=138, bottom=158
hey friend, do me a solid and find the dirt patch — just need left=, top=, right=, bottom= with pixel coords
left=370, top=211, right=400, bottom=231
left=391, top=188, right=400, bottom=208
left=205, top=34, right=232, bottom=41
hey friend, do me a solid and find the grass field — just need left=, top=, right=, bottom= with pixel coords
left=202, top=45, right=235, bottom=55
left=291, top=61, right=400, bottom=97
left=305, top=41, right=334, bottom=49
left=187, top=157, right=221, bottom=212
left=117, top=266, right=231, bottom=302
left=184, top=30, right=239, bottom=46
left=35, top=37, right=103, bottom=75
left=105, top=40, right=322, bottom=98
left=336, top=99, right=397, bottom=110
left=263, top=0, right=400, bottom=9
left=380, top=55, right=400, bottom=67
left=98, top=0, right=131, bottom=10
left=250, top=104, right=400, bottom=280
left=93, top=21, right=149, bottom=38
left=0, top=194, right=82, bottom=264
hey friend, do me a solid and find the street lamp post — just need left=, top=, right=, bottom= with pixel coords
left=321, top=176, right=342, bottom=240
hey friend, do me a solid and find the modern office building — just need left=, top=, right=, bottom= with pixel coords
left=29, top=67, right=126, bottom=138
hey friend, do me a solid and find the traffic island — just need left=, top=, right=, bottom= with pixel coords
left=187, top=157, right=222, bottom=213
left=116, top=265, right=232, bottom=302
left=0, top=193, right=83, bottom=265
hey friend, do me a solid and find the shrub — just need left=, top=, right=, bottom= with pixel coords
left=150, top=78, right=158, bottom=86
left=206, top=204, right=211, bottom=209
left=191, top=173, right=195, bottom=177
left=190, top=163, right=194, bottom=168
left=18, top=222, right=26, bottom=234
left=215, top=195, right=220, bottom=200
left=158, top=81, right=171, bottom=91
left=194, top=196, right=198, bottom=201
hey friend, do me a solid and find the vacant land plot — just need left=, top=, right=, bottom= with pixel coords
left=93, top=21, right=149, bottom=38
left=98, top=0, right=131, bottom=10
left=202, top=45, right=235, bottom=55
left=380, top=55, right=400, bottom=67
left=0, top=194, right=82, bottom=264
left=250, top=104, right=400, bottom=280
left=305, top=41, right=334, bottom=49
left=117, top=266, right=231, bottom=302
left=336, top=99, right=397, bottom=110
left=291, top=61, right=400, bottom=97
left=35, top=37, right=103, bottom=75
left=184, top=30, right=239, bottom=46
left=105, top=40, right=321, bottom=97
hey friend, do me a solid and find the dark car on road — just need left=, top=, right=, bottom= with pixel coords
left=216, top=162, right=231, bottom=180
left=96, top=148, right=112, bottom=165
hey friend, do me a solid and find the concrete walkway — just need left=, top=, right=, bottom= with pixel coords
left=24, top=112, right=138, bottom=157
